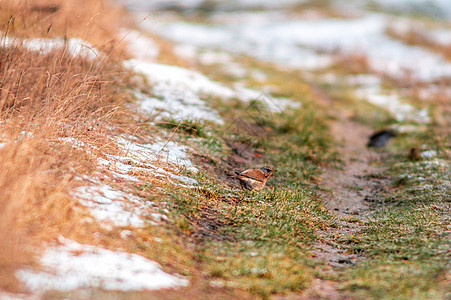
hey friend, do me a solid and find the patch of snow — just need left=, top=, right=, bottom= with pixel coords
left=346, top=74, right=382, bottom=86
left=430, top=29, right=451, bottom=45
left=198, top=50, right=233, bottom=65
left=394, top=124, right=421, bottom=133
left=126, top=59, right=296, bottom=122
left=138, top=92, right=222, bottom=123
left=151, top=213, right=169, bottom=222
left=72, top=183, right=148, bottom=228
left=369, top=0, right=451, bottom=20
left=138, top=14, right=333, bottom=71
left=117, top=136, right=198, bottom=173
left=119, top=0, right=204, bottom=11
left=2, top=37, right=100, bottom=59
left=418, top=159, right=448, bottom=168
left=416, top=85, right=451, bottom=101
left=120, top=0, right=307, bottom=11
left=218, top=0, right=308, bottom=10
left=355, top=86, right=430, bottom=124
left=0, top=292, right=40, bottom=300
left=390, top=19, right=451, bottom=46
left=16, top=238, right=188, bottom=293
left=122, top=30, right=159, bottom=61
left=421, top=150, right=437, bottom=158
left=172, top=44, right=199, bottom=60
left=140, top=13, right=451, bottom=81
left=125, top=59, right=228, bottom=123
left=120, top=230, right=133, bottom=239
left=125, top=59, right=235, bottom=98
left=318, top=73, right=338, bottom=84
left=95, top=136, right=198, bottom=188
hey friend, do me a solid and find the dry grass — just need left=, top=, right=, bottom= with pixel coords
left=0, top=1, right=144, bottom=290
left=0, top=2, right=198, bottom=291
left=0, top=0, right=126, bottom=55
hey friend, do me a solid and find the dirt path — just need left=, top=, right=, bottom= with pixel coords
left=310, top=84, right=390, bottom=219
left=321, top=115, right=389, bottom=218
left=293, top=84, right=392, bottom=299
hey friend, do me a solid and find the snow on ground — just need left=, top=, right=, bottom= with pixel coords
left=72, top=182, right=149, bottom=228
left=137, top=12, right=451, bottom=81
left=368, top=0, right=451, bottom=20
left=318, top=72, right=430, bottom=124
left=430, top=29, right=451, bottom=46
left=0, top=292, right=40, bottom=300
left=16, top=238, right=188, bottom=294
left=124, top=59, right=228, bottom=123
left=355, top=83, right=430, bottom=124
left=389, top=19, right=451, bottom=46
left=118, top=0, right=308, bottom=11
left=61, top=135, right=197, bottom=228
left=116, top=136, right=198, bottom=173
left=117, top=0, right=204, bottom=11
left=121, top=30, right=160, bottom=61
left=215, top=0, right=308, bottom=10
left=139, top=14, right=333, bottom=71
left=416, top=85, right=451, bottom=101
left=125, top=58, right=299, bottom=122
left=2, top=37, right=100, bottom=59
left=173, top=44, right=248, bottom=78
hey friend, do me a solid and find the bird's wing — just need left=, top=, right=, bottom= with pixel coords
left=237, top=169, right=266, bottom=182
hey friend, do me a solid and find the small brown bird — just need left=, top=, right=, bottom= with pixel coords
left=409, top=147, right=421, bottom=161
left=235, top=166, right=277, bottom=191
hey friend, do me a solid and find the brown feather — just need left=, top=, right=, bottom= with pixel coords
left=236, top=169, right=266, bottom=182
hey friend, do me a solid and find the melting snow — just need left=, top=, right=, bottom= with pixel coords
left=72, top=183, right=148, bottom=228
left=421, top=150, right=437, bottom=158
left=62, top=135, right=198, bottom=228
left=125, top=59, right=298, bottom=122
left=121, top=30, right=159, bottom=61
left=430, top=29, right=451, bottom=46
left=125, top=59, right=228, bottom=123
left=16, top=238, right=188, bottom=293
left=117, top=136, right=198, bottom=173
left=369, top=0, right=451, bottom=20
left=141, top=17, right=333, bottom=70
left=355, top=86, right=430, bottom=123
left=139, top=13, right=451, bottom=81
left=2, top=37, right=100, bottom=59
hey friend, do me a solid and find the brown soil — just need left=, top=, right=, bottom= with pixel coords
left=290, top=84, right=394, bottom=299
left=320, top=115, right=390, bottom=218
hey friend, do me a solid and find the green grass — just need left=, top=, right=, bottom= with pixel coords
left=134, top=47, right=448, bottom=299
left=165, top=176, right=332, bottom=297
left=303, top=56, right=450, bottom=299
left=339, top=129, right=450, bottom=299
left=157, top=118, right=207, bottom=137
left=149, top=65, right=340, bottom=297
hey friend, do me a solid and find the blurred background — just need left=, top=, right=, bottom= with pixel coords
left=115, top=0, right=451, bottom=83
left=115, top=0, right=450, bottom=128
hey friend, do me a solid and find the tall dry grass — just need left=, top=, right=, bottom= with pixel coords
left=0, top=0, right=126, bottom=54
left=0, top=0, right=140, bottom=292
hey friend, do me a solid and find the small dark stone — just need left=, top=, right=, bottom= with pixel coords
left=367, top=129, right=397, bottom=147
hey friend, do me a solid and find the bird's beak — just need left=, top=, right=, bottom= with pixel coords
left=273, top=169, right=278, bottom=173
